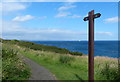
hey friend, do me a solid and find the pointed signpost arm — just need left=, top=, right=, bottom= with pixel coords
left=83, top=10, right=101, bottom=82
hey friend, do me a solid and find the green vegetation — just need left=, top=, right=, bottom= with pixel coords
left=99, top=63, right=120, bottom=80
left=1, top=39, right=83, bottom=56
left=1, top=39, right=120, bottom=80
left=59, top=55, right=75, bottom=64
left=2, top=43, right=30, bottom=80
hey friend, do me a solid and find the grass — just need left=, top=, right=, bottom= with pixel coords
left=21, top=51, right=88, bottom=80
left=18, top=46, right=120, bottom=80
left=1, top=39, right=120, bottom=80
left=1, top=39, right=83, bottom=56
left=2, top=43, right=30, bottom=80
left=59, top=55, right=75, bottom=64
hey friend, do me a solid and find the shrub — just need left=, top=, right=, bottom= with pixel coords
left=59, top=55, right=75, bottom=64
left=2, top=48, right=30, bottom=80
left=2, top=49, right=18, bottom=59
left=69, top=51, right=83, bottom=56
left=99, top=63, right=120, bottom=80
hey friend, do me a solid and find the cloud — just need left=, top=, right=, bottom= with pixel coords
left=69, top=15, right=81, bottom=18
left=12, top=15, right=34, bottom=22
left=0, top=20, right=2, bottom=38
left=2, top=25, right=86, bottom=40
left=104, top=17, right=118, bottom=23
left=1, top=2, right=27, bottom=12
left=2, top=20, right=113, bottom=40
left=66, top=0, right=81, bottom=2
left=1, top=20, right=85, bottom=40
left=39, top=16, right=47, bottom=20
left=3, top=0, right=119, bottom=2
left=55, top=2, right=81, bottom=18
left=55, top=12, right=71, bottom=18
left=0, top=3, right=2, bottom=11
left=2, top=0, right=36, bottom=2
left=2, top=20, right=22, bottom=33
left=58, top=4, right=76, bottom=11
left=96, top=32, right=112, bottom=36
left=55, top=2, right=76, bottom=18
left=66, top=0, right=119, bottom=2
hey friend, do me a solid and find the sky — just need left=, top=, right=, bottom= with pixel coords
left=1, top=2, right=118, bottom=41
left=2, top=0, right=120, bottom=2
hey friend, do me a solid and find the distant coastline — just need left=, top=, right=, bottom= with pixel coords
left=30, top=40, right=119, bottom=58
left=1, top=38, right=119, bottom=58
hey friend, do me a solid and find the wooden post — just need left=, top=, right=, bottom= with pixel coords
left=88, top=10, right=94, bottom=81
left=83, top=10, right=101, bottom=82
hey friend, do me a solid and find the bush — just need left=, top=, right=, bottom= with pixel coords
left=69, top=51, right=83, bottom=56
left=99, top=63, right=120, bottom=80
left=2, top=48, right=30, bottom=80
left=2, top=49, right=18, bottom=59
left=59, top=55, right=75, bottom=64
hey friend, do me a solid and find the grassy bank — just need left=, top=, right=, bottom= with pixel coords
left=1, top=39, right=120, bottom=80
left=2, top=39, right=83, bottom=56
left=2, top=43, right=30, bottom=80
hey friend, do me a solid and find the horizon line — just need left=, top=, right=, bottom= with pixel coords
left=1, top=38, right=119, bottom=41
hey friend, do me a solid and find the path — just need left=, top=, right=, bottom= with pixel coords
left=23, top=56, right=56, bottom=80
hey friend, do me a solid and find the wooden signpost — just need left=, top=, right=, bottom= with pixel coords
left=83, top=10, right=101, bottom=81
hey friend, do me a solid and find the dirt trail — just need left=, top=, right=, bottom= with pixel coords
left=23, top=56, right=56, bottom=80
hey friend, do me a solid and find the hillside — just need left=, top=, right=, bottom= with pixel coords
left=1, top=39, right=120, bottom=80
left=1, top=39, right=83, bottom=56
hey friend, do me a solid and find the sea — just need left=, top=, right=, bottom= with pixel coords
left=30, top=41, right=119, bottom=58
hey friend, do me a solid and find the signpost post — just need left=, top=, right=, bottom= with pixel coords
left=83, top=10, right=101, bottom=81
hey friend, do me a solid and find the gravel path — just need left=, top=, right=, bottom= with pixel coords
left=23, top=56, right=56, bottom=80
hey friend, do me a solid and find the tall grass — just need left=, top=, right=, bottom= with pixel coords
left=59, top=55, right=75, bottom=64
left=2, top=44, right=30, bottom=80
left=99, top=63, right=120, bottom=80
